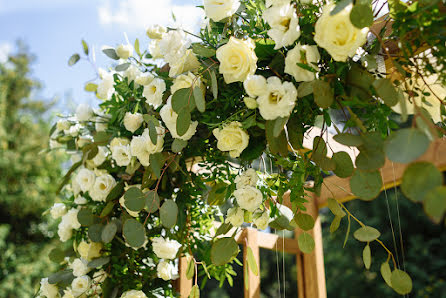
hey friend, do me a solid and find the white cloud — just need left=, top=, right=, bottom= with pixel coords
left=97, top=0, right=204, bottom=33
left=0, top=42, right=12, bottom=64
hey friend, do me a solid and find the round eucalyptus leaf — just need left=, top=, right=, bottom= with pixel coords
left=353, top=226, right=381, bottom=242
left=423, top=186, right=446, bottom=223
left=350, top=170, right=382, bottom=201
left=176, top=108, right=191, bottom=137
left=391, top=269, right=413, bottom=295
left=87, top=256, right=110, bottom=268
left=159, top=200, right=178, bottom=229
left=401, top=162, right=443, bottom=202
left=350, top=3, right=373, bottom=29
left=372, top=78, right=399, bottom=107
left=101, top=222, right=118, bottom=244
left=77, top=208, right=95, bottom=226
left=333, top=133, right=363, bottom=147
left=210, top=237, right=239, bottom=266
left=88, top=224, right=104, bottom=243
left=362, top=244, right=371, bottom=270
left=380, top=262, right=392, bottom=287
left=294, top=213, right=315, bottom=231
left=171, top=88, right=190, bottom=113
left=144, top=191, right=160, bottom=213
left=124, top=187, right=145, bottom=212
left=327, top=198, right=346, bottom=217
left=49, top=248, right=65, bottom=263
left=384, top=128, right=430, bottom=163
left=355, top=148, right=385, bottom=171
left=312, top=80, right=333, bottom=108
left=330, top=215, right=342, bottom=233
left=171, top=138, right=188, bottom=153
left=123, top=219, right=146, bottom=249
left=298, top=232, right=315, bottom=254
left=333, top=151, right=354, bottom=178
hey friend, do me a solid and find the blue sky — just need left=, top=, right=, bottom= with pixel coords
left=0, top=0, right=203, bottom=113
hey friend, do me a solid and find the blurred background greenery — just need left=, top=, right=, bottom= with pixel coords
left=0, top=47, right=444, bottom=297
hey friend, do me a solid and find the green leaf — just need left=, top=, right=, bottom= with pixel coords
left=295, top=213, right=315, bottom=231
left=171, top=138, right=188, bottom=153
left=160, top=200, right=178, bottom=229
left=313, top=80, right=333, bottom=109
left=207, top=183, right=228, bottom=206
left=88, top=224, right=104, bottom=243
left=193, top=86, right=206, bottom=113
left=48, top=270, right=74, bottom=285
left=380, top=262, right=392, bottom=287
left=333, top=133, right=363, bottom=147
left=350, top=170, right=382, bottom=201
left=210, top=237, right=239, bottom=266
left=372, top=78, right=398, bottom=107
left=350, top=3, right=373, bottom=29
left=123, top=219, right=146, bottom=248
left=134, top=38, right=141, bottom=57
left=186, top=258, right=195, bottom=280
left=144, top=191, right=160, bottom=213
left=189, top=285, right=200, bottom=298
left=330, top=0, right=352, bottom=15
left=102, top=48, right=119, bottom=60
left=247, top=247, right=259, bottom=276
left=391, top=269, right=412, bottom=295
left=100, top=201, right=115, bottom=218
left=330, top=215, right=342, bottom=233
left=49, top=248, right=65, bottom=263
left=171, top=88, right=192, bottom=113
left=82, top=40, right=89, bottom=55
left=353, top=226, right=381, bottom=242
left=333, top=151, right=354, bottom=178
left=87, top=256, right=110, bottom=268
left=106, top=181, right=124, bottom=202
left=296, top=62, right=316, bottom=73
left=401, top=162, right=443, bottom=202
left=343, top=215, right=351, bottom=248
left=273, top=117, right=288, bottom=138
left=265, top=120, right=288, bottom=156
left=298, top=232, right=315, bottom=254
left=68, top=54, right=80, bottom=66
left=85, top=83, right=98, bottom=92
left=362, top=244, right=371, bottom=269
left=385, top=128, right=430, bottom=163
left=269, top=204, right=294, bottom=230
left=192, top=43, right=216, bottom=58
left=177, top=108, right=191, bottom=137
left=115, top=62, right=130, bottom=71
left=93, top=131, right=111, bottom=143
left=215, top=222, right=233, bottom=237
left=149, top=153, right=164, bottom=178
left=124, top=187, right=145, bottom=212
left=355, top=148, right=385, bottom=171
left=297, top=81, right=314, bottom=98
left=102, top=222, right=118, bottom=243
left=77, top=208, right=95, bottom=226
left=210, top=70, right=218, bottom=99
left=327, top=198, right=346, bottom=217
left=423, top=186, right=446, bottom=223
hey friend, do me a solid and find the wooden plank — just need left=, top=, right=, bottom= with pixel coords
left=255, top=230, right=300, bottom=254
left=242, top=228, right=261, bottom=298
left=177, top=256, right=193, bottom=297
left=317, top=138, right=446, bottom=208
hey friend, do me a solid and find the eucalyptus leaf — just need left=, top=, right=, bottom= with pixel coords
left=350, top=170, right=382, bottom=201
left=87, top=256, right=110, bottom=268
left=391, top=269, right=412, bottom=295
left=330, top=215, right=342, bottom=233
left=298, top=232, right=315, bottom=254
left=423, top=186, right=446, bottom=223
left=328, top=198, right=346, bottom=217
left=102, top=222, right=118, bottom=243
left=84, top=83, right=97, bottom=92
left=372, top=78, right=399, bottom=106
left=380, top=262, right=392, bottom=287
left=295, top=213, right=315, bottom=231
left=115, top=63, right=130, bottom=71
left=124, top=187, right=145, bottom=212
left=189, top=285, right=200, bottom=298
left=210, top=70, right=218, bottom=99
left=177, top=108, right=191, bottom=137
left=355, top=148, right=385, bottom=171
left=273, top=117, right=288, bottom=138
left=106, top=181, right=123, bottom=203
left=100, top=201, right=115, bottom=218
left=333, top=151, right=354, bottom=178
left=384, top=128, right=430, bottom=163
left=207, top=183, right=228, bottom=206
left=77, top=208, right=95, bottom=226
left=88, top=224, right=104, bottom=243
left=350, top=3, right=373, bottom=29
left=210, top=237, right=239, bottom=266
left=49, top=248, right=65, bottom=263
left=401, top=162, right=443, bottom=202
left=171, top=138, right=188, bottom=153
left=145, top=191, right=161, bottom=213
left=353, top=226, right=381, bottom=242
left=297, top=81, right=314, bottom=97
left=160, top=200, right=178, bottom=229
left=330, top=0, right=352, bottom=15
left=313, top=80, right=334, bottom=109
left=171, top=88, right=192, bottom=113
left=362, top=244, right=371, bottom=269
left=123, top=219, right=146, bottom=248
left=82, top=40, right=89, bottom=55
left=247, top=247, right=259, bottom=276
left=102, top=48, right=119, bottom=60
left=149, top=153, right=164, bottom=178
left=191, top=43, right=216, bottom=57
left=193, top=86, right=206, bottom=113
left=148, top=120, right=158, bottom=145
left=186, top=258, right=195, bottom=280
left=333, top=133, right=363, bottom=147
left=68, top=54, right=80, bottom=66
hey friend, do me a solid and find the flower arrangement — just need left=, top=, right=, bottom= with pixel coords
left=42, top=0, right=445, bottom=297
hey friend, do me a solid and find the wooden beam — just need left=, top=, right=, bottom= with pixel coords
left=177, top=256, right=193, bottom=297
left=255, top=230, right=300, bottom=254
left=242, top=228, right=261, bottom=298
left=317, top=138, right=446, bottom=208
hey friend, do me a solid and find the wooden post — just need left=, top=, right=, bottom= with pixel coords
left=243, top=228, right=261, bottom=298
left=177, top=256, right=193, bottom=297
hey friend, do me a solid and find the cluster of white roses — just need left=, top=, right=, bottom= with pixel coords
left=226, top=169, right=270, bottom=230
left=151, top=237, right=181, bottom=281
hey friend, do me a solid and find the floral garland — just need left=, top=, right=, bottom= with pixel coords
left=41, top=0, right=445, bottom=297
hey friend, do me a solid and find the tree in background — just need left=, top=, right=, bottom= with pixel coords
left=0, top=44, right=64, bottom=297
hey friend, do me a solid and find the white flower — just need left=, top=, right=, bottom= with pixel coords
left=90, top=174, right=117, bottom=202
left=111, top=144, right=131, bottom=167
left=265, top=0, right=290, bottom=8
left=70, top=258, right=91, bottom=277
left=121, top=290, right=148, bottom=298
left=314, top=3, right=368, bottom=62
left=216, top=37, right=258, bottom=84
left=123, top=65, right=142, bottom=83
left=234, top=186, right=263, bottom=212
left=62, top=288, right=76, bottom=298
left=130, top=128, right=165, bottom=166
left=213, top=121, right=249, bottom=158
left=253, top=209, right=270, bottom=230
left=95, top=114, right=110, bottom=132
left=63, top=208, right=81, bottom=230
left=110, top=137, right=130, bottom=151
left=135, top=73, right=154, bottom=86
left=157, top=260, right=175, bottom=281
left=76, top=104, right=94, bottom=122
left=148, top=39, right=163, bottom=59
left=57, top=119, right=71, bottom=131
left=50, top=203, right=67, bottom=219
left=77, top=136, right=92, bottom=148
left=171, top=72, right=203, bottom=95
left=160, top=97, right=198, bottom=141
left=285, top=44, right=320, bottom=82
left=235, top=168, right=258, bottom=189
left=143, top=78, right=166, bottom=109
left=244, top=97, right=258, bottom=109
left=203, top=0, right=240, bottom=22
left=74, top=196, right=87, bottom=205
left=152, top=237, right=181, bottom=259
left=77, top=241, right=103, bottom=261
left=90, top=146, right=107, bottom=167
left=40, top=278, right=58, bottom=298
left=97, top=72, right=115, bottom=100
left=123, top=112, right=144, bottom=133
left=67, top=124, right=81, bottom=137
left=147, top=24, right=167, bottom=39
left=158, top=30, right=189, bottom=63
left=257, top=76, right=297, bottom=120
left=263, top=3, right=300, bottom=50
left=76, top=168, right=96, bottom=193
left=93, top=269, right=107, bottom=284
left=244, top=75, right=267, bottom=98
left=71, top=275, right=91, bottom=296
left=169, top=49, right=200, bottom=78
left=58, top=221, right=73, bottom=242
left=225, top=206, right=244, bottom=227
left=116, top=44, right=133, bottom=60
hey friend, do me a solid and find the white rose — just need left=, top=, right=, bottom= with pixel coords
left=314, top=3, right=368, bottom=62
left=93, top=269, right=107, bottom=284
left=77, top=241, right=103, bottom=261
left=225, top=206, right=244, bottom=227
left=157, top=260, right=174, bottom=281
left=123, top=112, right=144, bottom=133
left=63, top=208, right=81, bottom=230
left=90, top=174, right=117, bottom=202
left=74, top=196, right=87, bottom=205
left=116, top=44, right=133, bottom=60
left=170, top=72, right=203, bottom=95
left=244, top=97, right=258, bottom=109
left=111, top=145, right=132, bottom=167
left=234, top=186, right=263, bottom=212
left=143, top=78, right=166, bottom=109
left=71, top=275, right=90, bottom=296
left=62, top=289, right=76, bottom=298
left=253, top=209, right=270, bottom=230
left=212, top=121, right=249, bottom=158
left=152, top=237, right=181, bottom=260
left=244, top=75, right=267, bottom=98
left=130, top=128, right=165, bottom=166
left=257, top=76, right=297, bottom=120
left=67, top=124, right=81, bottom=137
left=50, top=203, right=67, bottom=219
left=168, top=49, right=201, bottom=78
left=135, top=73, right=154, bottom=86
left=90, top=146, right=107, bottom=167
left=158, top=30, right=189, bottom=63
left=123, top=65, right=142, bottom=83
left=160, top=97, right=198, bottom=141
left=148, top=39, right=163, bottom=59
left=97, top=72, right=115, bottom=100
left=77, top=136, right=92, bottom=148
left=216, top=37, right=258, bottom=84
left=285, top=44, right=320, bottom=82
left=76, top=104, right=94, bottom=122
left=204, top=0, right=240, bottom=22
left=234, top=168, right=258, bottom=189
left=40, top=278, right=58, bottom=298
left=121, top=290, right=148, bottom=298
left=76, top=168, right=96, bottom=193
left=110, top=137, right=130, bottom=152
left=58, top=221, right=73, bottom=242
left=147, top=24, right=167, bottom=39
left=263, top=3, right=300, bottom=49
left=57, top=119, right=71, bottom=131
left=70, top=258, right=91, bottom=277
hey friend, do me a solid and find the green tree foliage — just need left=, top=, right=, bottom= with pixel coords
left=0, top=44, right=64, bottom=297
